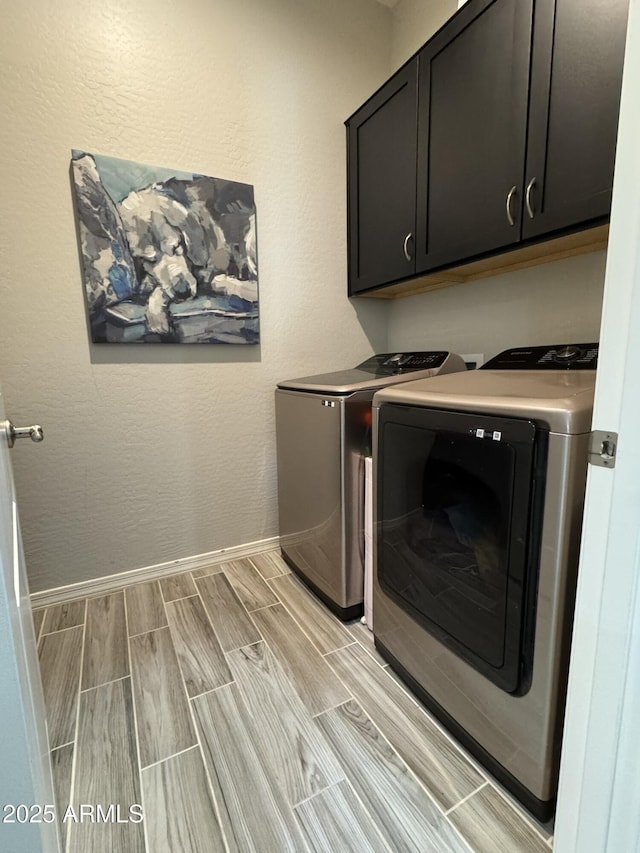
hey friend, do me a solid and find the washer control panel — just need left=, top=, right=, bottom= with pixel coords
left=361, top=351, right=450, bottom=373
left=482, top=343, right=599, bottom=370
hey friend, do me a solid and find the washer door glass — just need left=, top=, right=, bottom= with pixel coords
left=377, top=405, right=542, bottom=693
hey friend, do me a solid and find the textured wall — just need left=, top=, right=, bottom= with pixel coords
left=0, top=0, right=391, bottom=592
left=387, top=252, right=606, bottom=361
left=390, top=0, right=457, bottom=70
left=386, top=0, right=606, bottom=361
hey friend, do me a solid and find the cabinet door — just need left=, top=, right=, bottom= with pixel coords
left=415, top=0, right=534, bottom=273
left=523, top=0, right=629, bottom=239
left=347, top=62, right=418, bottom=295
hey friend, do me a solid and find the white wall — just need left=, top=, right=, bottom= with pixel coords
left=0, top=0, right=391, bottom=592
left=390, top=0, right=457, bottom=71
left=386, top=0, right=607, bottom=361
left=387, top=252, right=606, bottom=361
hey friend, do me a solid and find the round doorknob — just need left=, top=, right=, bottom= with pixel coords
left=1, top=420, right=44, bottom=448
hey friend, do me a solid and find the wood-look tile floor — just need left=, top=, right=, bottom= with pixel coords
left=34, top=550, right=554, bottom=852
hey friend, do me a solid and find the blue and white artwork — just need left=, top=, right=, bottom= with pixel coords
left=71, top=150, right=259, bottom=344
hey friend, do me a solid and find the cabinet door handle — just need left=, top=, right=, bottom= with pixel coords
left=403, top=233, right=413, bottom=262
left=505, top=185, right=517, bottom=227
left=525, top=177, right=537, bottom=219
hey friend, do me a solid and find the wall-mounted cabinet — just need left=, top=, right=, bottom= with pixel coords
left=346, top=0, right=629, bottom=298
left=415, top=0, right=533, bottom=272
left=522, top=0, right=628, bottom=239
left=347, top=63, right=418, bottom=294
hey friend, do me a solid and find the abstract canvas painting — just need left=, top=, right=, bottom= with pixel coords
left=71, top=150, right=259, bottom=344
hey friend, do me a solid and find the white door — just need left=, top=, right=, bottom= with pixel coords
left=554, top=0, right=640, bottom=848
left=0, top=390, right=60, bottom=852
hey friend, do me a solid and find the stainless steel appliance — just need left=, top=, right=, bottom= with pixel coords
left=372, top=343, right=598, bottom=819
left=276, top=351, right=466, bottom=619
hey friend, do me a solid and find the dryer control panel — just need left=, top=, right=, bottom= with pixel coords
left=482, top=343, right=599, bottom=370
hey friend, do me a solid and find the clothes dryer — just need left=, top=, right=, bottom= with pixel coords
left=372, top=343, right=598, bottom=818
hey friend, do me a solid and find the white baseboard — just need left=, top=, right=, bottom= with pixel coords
left=30, top=536, right=280, bottom=609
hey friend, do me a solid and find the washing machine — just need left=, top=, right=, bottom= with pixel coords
left=275, top=351, right=466, bottom=619
left=372, top=342, right=598, bottom=819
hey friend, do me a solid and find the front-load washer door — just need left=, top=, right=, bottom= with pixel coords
left=377, top=404, right=544, bottom=694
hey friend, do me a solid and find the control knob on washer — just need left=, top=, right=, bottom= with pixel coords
left=554, top=345, right=582, bottom=362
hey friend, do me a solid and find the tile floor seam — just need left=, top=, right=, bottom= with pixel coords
left=84, top=587, right=130, bottom=603
left=187, top=680, right=236, bottom=702
left=163, top=582, right=237, bottom=706
left=162, top=592, right=199, bottom=605
left=221, top=561, right=279, bottom=625
left=186, top=685, right=235, bottom=852
left=483, top=779, right=553, bottom=845
left=381, top=664, right=492, bottom=783
left=123, top=587, right=151, bottom=853
left=161, top=583, right=233, bottom=853
left=51, top=740, right=75, bottom=752
left=139, top=743, right=200, bottom=772
left=320, top=640, right=358, bottom=656
left=63, top=598, right=87, bottom=853
left=345, top=633, right=389, bottom=670
left=440, top=812, right=477, bottom=853
left=347, top=691, right=477, bottom=828
left=128, top=625, right=170, bottom=641
left=321, top=647, right=480, bottom=826
left=225, top=557, right=282, bottom=613
left=288, top=775, right=348, bottom=809
left=34, top=609, right=46, bottom=646
left=360, top=649, right=391, bottom=669
left=79, top=674, right=130, bottom=694
left=250, top=565, right=284, bottom=582
left=247, top=601, right=281, bottom=613
left=260, top=569, right=292, bottom=587
left=225, top=635, right=365, bottom=820
left=40, top=622, right=86, bottom=638
left=221, top=611, right=356, bottom=849
left=194, top=570, right=264, bottom=652
left=301, top=708, right=407, bottom=846
left=298, top=778, right=396, bottom=853
left=248, top=550, right=288, bottom=572
left=156, top=583, right=199, bottom=747
left=252, top=605, right=355, bottom=717
left=239, top=736, right=316, bottom=853
left=268, top=592, right=355, bottom=659
left=447, top=782, right=551, bottom=853
left=311, top=698, right=356, bottom=720
left=208, top=634, right=260, bottom=655
left=445, top=780, right=489, bottom=816
left=189, top=581, right=253, bottom=676
left=347, top=720, right=480, bottom=853
left=189, top=569, right=223, bottom=582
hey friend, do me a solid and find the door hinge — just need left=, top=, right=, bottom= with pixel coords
left=589, top=430, right=618, bottom=469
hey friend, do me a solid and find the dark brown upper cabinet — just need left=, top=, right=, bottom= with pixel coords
left=522, top=0, right=629, bottom=239
left=346, top=62, right=418, bottom=295
left=346, top=0, right=629, bottom=296
left=415, top=0, right=534, bottom=273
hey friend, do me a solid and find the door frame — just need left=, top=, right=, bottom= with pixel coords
left=554, top=0, right=640, bottom=848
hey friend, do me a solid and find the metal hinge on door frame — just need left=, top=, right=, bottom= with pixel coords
left=589, top=430, right=618, bottom=468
